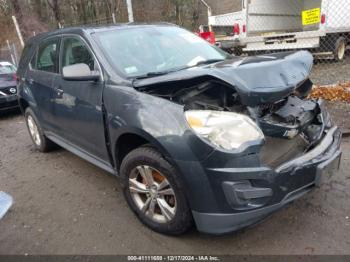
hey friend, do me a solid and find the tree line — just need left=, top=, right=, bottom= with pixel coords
left=0, top=0, right=207, bottom=43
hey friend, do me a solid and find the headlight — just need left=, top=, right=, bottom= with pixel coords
left=185, top=110, right=264, bottom=151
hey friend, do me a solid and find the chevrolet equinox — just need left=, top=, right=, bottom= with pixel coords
left=17, top=24, right=342, bottom=235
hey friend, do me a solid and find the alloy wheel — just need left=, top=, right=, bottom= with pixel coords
left=27, top=115, right=41, bottom=146
left=129, top=165, right=177, bottom=223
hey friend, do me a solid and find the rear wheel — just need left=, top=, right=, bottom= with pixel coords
left=25, top=108, right=56, bottom=152
left=120, top=146, right=193, bottom=235
left=334, top=37, right=347, bottom=62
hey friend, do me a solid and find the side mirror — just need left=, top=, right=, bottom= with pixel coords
left=62, top=63, right=100, bottom=81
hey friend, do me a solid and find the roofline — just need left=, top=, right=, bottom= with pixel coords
left=25, top=22, right=179, bottom=45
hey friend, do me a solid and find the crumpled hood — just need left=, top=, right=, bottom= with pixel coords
left=133, top=51, right=313, bottom=106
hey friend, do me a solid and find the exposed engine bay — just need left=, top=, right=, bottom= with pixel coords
left=142, top=77, right=327, bottom=168
left=134, top=51, right=328, bottom=168
left=147, top=78, right=321, bottom=137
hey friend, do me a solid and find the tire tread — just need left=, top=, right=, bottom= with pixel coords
left=120, top=146, right=193, bottom=235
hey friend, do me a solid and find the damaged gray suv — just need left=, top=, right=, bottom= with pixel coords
left=17, top=24, right=342, bottom=235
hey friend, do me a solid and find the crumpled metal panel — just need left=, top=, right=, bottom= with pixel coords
left=134, top=51, right=314, bottom=107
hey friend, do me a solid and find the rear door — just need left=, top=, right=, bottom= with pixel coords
left=24, top=37, right=61, bottom=130
left=52, top=35, right=109, bottom=162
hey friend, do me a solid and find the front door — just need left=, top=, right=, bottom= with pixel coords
left=52, top=35, right=109, bottom=162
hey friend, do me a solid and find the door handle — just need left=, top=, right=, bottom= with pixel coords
left=56, top=88, right=64, bottom=97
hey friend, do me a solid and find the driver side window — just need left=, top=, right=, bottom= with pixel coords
left=61, top=37, right=96, bottom=71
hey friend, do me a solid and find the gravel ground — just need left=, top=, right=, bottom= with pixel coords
left=310, top=56, right=350, bottom=86
left=325, top=101, right=350, bottom=133
left=0, top=110, right=349, bottom=255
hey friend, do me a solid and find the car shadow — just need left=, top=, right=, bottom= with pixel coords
left=0, top=108, right=21, bottom=120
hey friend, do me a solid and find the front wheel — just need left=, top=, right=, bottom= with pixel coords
left=120, top=146, right=193, bottom=235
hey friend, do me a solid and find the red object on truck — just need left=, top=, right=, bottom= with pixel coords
left=233, top=23, right=240, bottom=35
left=198, top=31, right=216, bottom=45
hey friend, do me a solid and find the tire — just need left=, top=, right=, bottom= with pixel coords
left=25, top=108, right=56, bottom=152
left=334, top=37, right=347, bottom=62
left=120, top=146, right=193, bottom=235
left=233, top=46, right=243, bottom=56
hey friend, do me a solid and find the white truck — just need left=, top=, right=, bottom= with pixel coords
left=209, top=0, right=350, bottom=61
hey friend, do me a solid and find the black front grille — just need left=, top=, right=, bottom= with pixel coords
left=260, top=135, right=308, bottom=169
left=0, top=86, right=17, bottom=96
left=0, top=99, right=18, bottom=110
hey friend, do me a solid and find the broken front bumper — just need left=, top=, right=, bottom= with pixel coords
left=191, top=126, right=342, bottom=235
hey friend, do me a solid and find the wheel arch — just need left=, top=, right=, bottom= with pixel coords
left=18, top=82, right=39, bottom=115
left=113, top=128, right=173, bottom=172
left=18, top=98, right=30, bottom=114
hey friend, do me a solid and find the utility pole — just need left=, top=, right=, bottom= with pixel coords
left=199, top=0, right=213, bottom=32
left=6, top=40, right=16, bottom=66
left=126, top=0, right=134, bottom=23
left=12, top=15, right=25, bottom=48
left=12, top=43, right=19, bottom=66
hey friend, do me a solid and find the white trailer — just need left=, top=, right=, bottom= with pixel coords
left=209, top=0, right=350, bottom=60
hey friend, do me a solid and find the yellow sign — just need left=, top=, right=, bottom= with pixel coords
left=302, top=8, right=321, bottom=25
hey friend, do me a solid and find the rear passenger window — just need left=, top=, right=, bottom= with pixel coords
left=36, top=38, right=60, bottom=73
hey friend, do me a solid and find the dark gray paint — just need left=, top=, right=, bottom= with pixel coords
left=16, top=24, right=342, bottom=235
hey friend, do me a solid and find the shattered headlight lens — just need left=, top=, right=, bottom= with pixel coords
left=185, top=110, right=264, bottom=151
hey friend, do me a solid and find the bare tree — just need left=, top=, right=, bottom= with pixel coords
left=9, top=0, right=48, bottom=40
left=46, top=0, right=61, bottom=27
left=2, top=0, right=207, bottom=46
left=10, top=0, right=30, bottom=38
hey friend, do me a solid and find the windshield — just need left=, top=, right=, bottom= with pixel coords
left=93, top=26, right=230, bottom=78
left=0, top=64, right=16, bottom=81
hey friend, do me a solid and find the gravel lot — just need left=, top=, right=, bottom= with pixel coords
left=0, top=110, right=349, bottom=255
left=311, top=57, right=350, bottom=86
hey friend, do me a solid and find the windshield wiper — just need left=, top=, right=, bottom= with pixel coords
left=179, top=59, right=226, bottom=71
left=133, top=71, right=170, bottom=80
left=132, top=59, right=225, bottom=80
left=192, top=59, right=225, bottom=67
